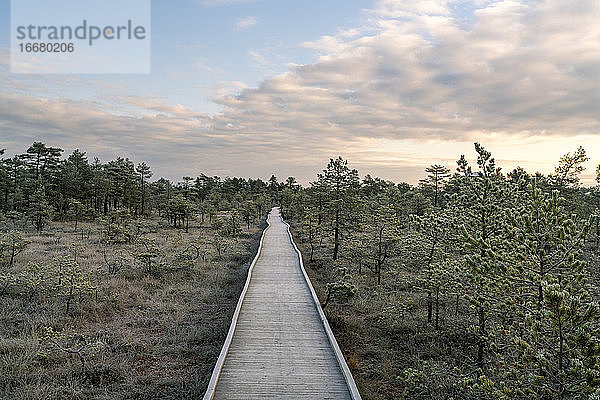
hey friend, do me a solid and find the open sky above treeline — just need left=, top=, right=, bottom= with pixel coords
left=1, top=0, right=599, bottom=185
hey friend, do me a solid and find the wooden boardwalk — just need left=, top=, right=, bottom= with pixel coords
left=204, top=208, right=361, bottom=400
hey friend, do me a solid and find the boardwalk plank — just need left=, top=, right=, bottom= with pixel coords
left=206, top=208, right=356, bottom=399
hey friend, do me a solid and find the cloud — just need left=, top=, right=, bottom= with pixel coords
left=218, top=0, right=600, bottom=181
left=201, top=80, right=248, bottom=98
left=248, top=50, right=271, bottom=70
left=221, top=0, right=600, bottom=146
left=0, top=92, right=222, bottom=175
left=194, top=59, right=223, bottom=74
left=2, top=0, right=600, bottom=184
left=235, top=16, right=258, bottom=30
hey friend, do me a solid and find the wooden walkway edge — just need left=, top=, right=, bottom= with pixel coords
left=203, top=207, right=361, bottom=400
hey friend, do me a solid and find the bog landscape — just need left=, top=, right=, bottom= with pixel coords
left=0, top=141, right=599, bottom=399
left=2, top=0, right=600, bottom=399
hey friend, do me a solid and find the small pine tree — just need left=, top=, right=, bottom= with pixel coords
left=0, top=230, right=30, bottom=267
left=457, top=143, right=512, bottom=372
left=419, top=164, right=451, bottom=208
left=501, top=181, right=600, bottom=398
left=28, top=182, right=52, bottom=232
left=551, top=146, right=589, bottom=189
left=313, top=157, right=360, bottom=260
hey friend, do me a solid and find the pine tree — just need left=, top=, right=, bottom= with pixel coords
left=550, top=146, right=589, bottom=189
left=67, top=199, right=85, bottom=231
left=363, top=195, right=399, bottom=284
left=414, top=207, right=460, bottom=328
left=502, top=181, right=600, bottom=398
left=301, top=202, right=322, bottom=263
left=420, top=164, right=451, bottom=208
left=457, top=143, right=512, bottom=372
left=0, top=230, right=30, bottom=267
left=241, top=199, right=256, bottom=229
left=313, top=157, right=360, bottom=260
left=59, top=150, right=92, bottom=208
left=28, top=182, right=52, bottom=232
left=168, top=194, right=195, bottom=232
left=136, top=162, right=153, bottom=216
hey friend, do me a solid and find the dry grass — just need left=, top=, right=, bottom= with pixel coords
left=0, top=216, right=263, bottom=400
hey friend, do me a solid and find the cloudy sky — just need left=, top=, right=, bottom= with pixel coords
left=1, top=0, right=599, bottom=185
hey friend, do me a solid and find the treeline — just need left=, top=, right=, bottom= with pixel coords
left=0, top=142, right=293, bottom=231
left=0, top=145, right=268, bottom=399
left=2, top=141, right=599, bottom=397
left=279, top=145, right=600, bottom=399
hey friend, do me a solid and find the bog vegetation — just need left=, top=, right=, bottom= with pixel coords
left=0, top=143, right=272, bottom=399
left=281, top=145, right=600, bottom=400
left=1, top=142, right=599, bottom=399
